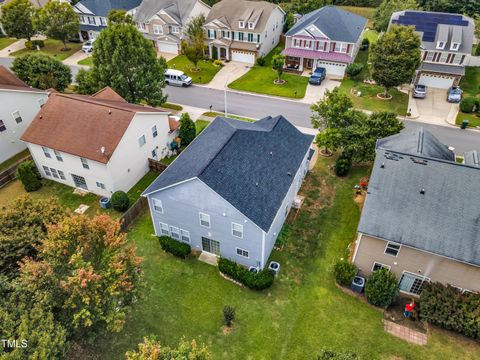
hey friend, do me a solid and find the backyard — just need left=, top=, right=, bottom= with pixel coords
left=339, top=6, right=375, bottom=28
left=0, top=149, right=30, bottom=173
left=228, top=45, right=309, bottom=99
left=167, top=56, right=221, bottom=84
left=77, top=156, right=480, bottom=360
left=0, top=37, right=17, bottom=50
left=11, top=39, right=82, bottom=61
left=456, top=66, right=480, bottom=127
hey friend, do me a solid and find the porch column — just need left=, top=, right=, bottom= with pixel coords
left=208, top=45, right=212, bottom=59
left=299, top=57, right=304, bottom=72
left=225, top=47, right=229, bottom=61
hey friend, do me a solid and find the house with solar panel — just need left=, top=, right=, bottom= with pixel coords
left=282, top=6, right=367, bottom=77
left=390, top=10, right=474, bottom=89
left=353, top=128, right=480, bottom=296
left=142, top=116, right=314, bottom=269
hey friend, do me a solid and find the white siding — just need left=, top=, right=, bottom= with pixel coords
left=258, top=7, right=284, bottom=56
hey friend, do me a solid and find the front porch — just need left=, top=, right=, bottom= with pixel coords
left=285, top=56, right=315, bottom=72
left=208, top=44, right=230, bottom=61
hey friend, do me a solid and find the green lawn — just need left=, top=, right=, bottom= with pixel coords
left=456, top=67, right=480, bottom=127
left=364, top=29, right=379, bottom=44
left=127, top=171, right=158, bottom=204
left=78, top=56, right=92, bottom=66
left=339, top=50, right=409, bottom=116
left=82, top=156, right=480, bottom=360
left=202, top=111, right=256, bottom=122
left=455, top=112, right=480, bottom=128
left=11, top=39, right=82, bottom=61
left=0, top=149, right=30, bottom=173
left=167, top=56, right=221, bottom=84
left=0, top=37, right=18, bottom=50
left=195, top=119, right=211, bottom=135
left=229, top=45, right=309, bottom=99
left=339, top=6, right=375, bottom=28
left=160, top=102, right=183, bottom=111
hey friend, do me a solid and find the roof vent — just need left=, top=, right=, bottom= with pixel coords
left=380, top=162, right=385, bottom=168
left=420, top=188, right=425, bottom=195
left=100, top=146, right=106, bottom=155
left=287, top=172, right=292, bottom=176
left=39, top=115, right=43, bottom=119
left=108, top=109, right=112, bottom=115
left=255, top=182, right=258, bottom=187
left=270, top=151, right=273, bottom=156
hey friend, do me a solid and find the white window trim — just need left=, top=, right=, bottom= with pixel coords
left=231, top=222, right=243, bottom=239
left=153, top=24, right=163, bottom=35
left=399, top=271, right=430, bottom=296
left=236, top=247, right=249, bottom=258
left=450, top=42, right=459, bottom=51
left=169, top=226, right=180, bottom=240
left=159, top=222, right=170, bottom=236
left=436, top=41, right=445, bottom=50
left=371, top=262, right=391, bottom=272
left=172, top=26, right=179, bottom=34
left=384, top=242, right=401, bottom=257
left=152, top=198, right=163, bottom=213
left=138, top=135, right=146, bottom=147
left=180, top=229, right=190, bottom=243
left=42, top=146, right=51, bottom=158
left=199, top=212, right=210, bottom=228
left=239, top=21, right=245, bottom=29
left=54, top=150, right=63, bottom=162
left=80, top=157, right=89, bottom=170
left=42, top=165, right=51, bottom=176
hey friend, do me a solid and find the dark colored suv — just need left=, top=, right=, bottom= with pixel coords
left=309, top=67, right=326, bottom=85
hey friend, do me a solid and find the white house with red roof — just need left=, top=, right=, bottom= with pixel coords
left=21, top=87, right=177, bottom=197
left=283, top=6, right=367, bottom=77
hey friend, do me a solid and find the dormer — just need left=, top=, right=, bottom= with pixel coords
left=450, top=27, right=462, bottom=52
left=239, top=21, right=245, bottom=29
left=436, top=24, right=448, bottom=50
left=436, top=41, right=446, bottom=50
left=248, top=22, right=254, bottom=29
left=450, top=42, right=460, bottom=51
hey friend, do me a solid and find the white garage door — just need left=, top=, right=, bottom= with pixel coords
left=231, top=50, right=255, bottom=64
left=316, top=60, right=347, bottom=77
left=418, top=74, right=454, bottom=89
left=157, top=41, right=178, bottom=54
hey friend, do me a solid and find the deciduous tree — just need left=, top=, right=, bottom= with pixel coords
left=271, top=54, right=285, bottom=83
left=108, top=9, right=134, bottom=25
left=373, top=0, right=419, bottom=32
left=182, top=15, right=206, bottom=71
left=0, top=0, right=36, bottom=40
left=125, top=336, right=211, bottom=360
left=178, top=112, right=196, bottom=145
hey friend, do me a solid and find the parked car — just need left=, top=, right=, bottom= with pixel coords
left=447, top=86, right=463, bottom=103
left=165, top=69, right=193, bottom=87
left=413, top=84, right=427, bottom=99
left=82, top=39, right=95, bottom=53
left=308, top=67, right=326, bottom=85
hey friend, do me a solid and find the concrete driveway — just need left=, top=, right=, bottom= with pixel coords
left=157, top=51, right=177, bottom=61
left=207, top=61, right=252, bottom=89
left=408, top=88, right=458, bottom=126
left=300, top=76, right=341, bottom=104
left=63, top=50, right=90, bottom=67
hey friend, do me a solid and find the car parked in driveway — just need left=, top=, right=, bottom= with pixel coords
left=413, top=85, right=426, bottom=99
left=82, top=39, right=95, bottom=53
left=308, top=67, right=326, bottom=85
left=447, top=86, right=463, bottom=103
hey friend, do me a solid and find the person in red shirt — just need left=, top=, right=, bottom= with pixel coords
left=404, top=299, right=415, bottom=318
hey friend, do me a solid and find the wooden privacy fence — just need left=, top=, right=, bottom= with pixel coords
left=148, top=158, right=168, bottom=173
left=0, top=155, right=32, bottom=189
left=120, top=196, right=149, bottom=232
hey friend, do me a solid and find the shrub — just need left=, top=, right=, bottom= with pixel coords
left=333, top=260, right=356, bottom=287
left=16, top=161, right=41, bottom=192
left=256, top=56, right=266, bottom=66
left=25, top=40, right=45, bottom=50
left=365, top=268, right=398, bottom=308
left=213, top=59, right=223, bottom=67
left=223, top=305, right=235, bottom=327
left=346, top=63, right=364, bottom=78
left=475, top=44, right=480, bottom=56
left=459, top=96, right=477, bottom=113
left=335, top=154, right=352, bottom=177
left=158, top=236, right=191, bottom=258
left=178, top=112, right=196, bottom=145
left=218, top=258, right=275, bottom=290
left=362, top=38, right=370, bottom=48
left=318, top=348, right=359, bottom=360
left=111, top=191, right=129, bottom=212
left=419, top=282, right=480, bottom=340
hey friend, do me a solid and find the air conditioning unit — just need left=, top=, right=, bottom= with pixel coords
left=292, top=195, right=305, bottom=209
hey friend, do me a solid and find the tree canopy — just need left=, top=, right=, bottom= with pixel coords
left=0, top=0, right=36, bottom=40
left=108, top=9, right=134, bottom=25
left=178, top=112, right=196, bottom=145
left=182, top=15, right=206, bottom=70
left=373, top=0, right=419, bottom=32
left=125, top=336, right=211, bottom=360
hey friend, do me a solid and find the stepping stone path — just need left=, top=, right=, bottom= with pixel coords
left=384, top=320, right=427, bottom=345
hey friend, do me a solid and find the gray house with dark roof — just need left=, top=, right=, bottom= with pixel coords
left=143, top=116, right=314, bottom=269
left=353, top=128, right=480, bottom=296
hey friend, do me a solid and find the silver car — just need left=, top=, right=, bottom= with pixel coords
left=447, top=86, right=462, bottom=103
left=413, top=85, right=426, bottom=99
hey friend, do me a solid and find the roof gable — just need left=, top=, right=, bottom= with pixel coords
left=0, top=66, right=40, bottom=92
left=133, top=0, right=201, bottom=24
left=77, top=0, right=142, bottom=16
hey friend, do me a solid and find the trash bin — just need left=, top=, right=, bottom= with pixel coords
left=461, top=120, right=469, bottom=129
left=99, top=197, right=111, bottom=209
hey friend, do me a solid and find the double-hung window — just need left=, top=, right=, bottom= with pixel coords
left=180, top=229, right=190, bottom=242
left=58, top=170, right=66, bottom=180
left=247, top=33, right=254, bottom=42
left=138, top=135, right=146, bottom=147
left=50, top=168, right=59, bottom=179
left=159, top=222, right=170, bottom=236
left=54, top=150, right=63, bottom=162
left=152, top=125, right=158, bottom=138
left=12, top=111, right=22, bottom=124
left=372, top=262, right=391, bottom=272
left=236, top=247, right=249, bottom=258
left=232, top=223, right=243, bottom=238
left=425, top=52, right=434, bottom=62
left=172, top=27, right=179, bottom=34
left=43, top=166, right=51, bottom=176
left=81, top=157, right=90, bottom=170
left=96, top=182, right=106, bottom=190
left=152, top=198, right=163, bottom=213
left=0, top=120, right=6, bottom=132
left=42, top=146, right=51, bottom=158
left=199, top=212, right=210, bottom=228
left=153, top=25, right=163, bottom=35
left=384, top=242, right=400, bottom=257
left=169, top=226, right=180, bottom=240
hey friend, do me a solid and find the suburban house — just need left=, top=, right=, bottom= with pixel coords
left=204, top=0, right=285, bottom=64
left=21, top=87, right=176, bottom=197
left=353, top=128, right=480, bottom=296
left=390, top=10, right=474, bottom=89
left=283, top=6, right=367, bottom=77
left=143, top=116, right=314, bottom=269
left=0, top=66, right=47, bottom=165
left=0, top=0, right=50, bottom=35
left=133, top=0, right=210, bottom=55
left=73, top=0, right=142, bottom=41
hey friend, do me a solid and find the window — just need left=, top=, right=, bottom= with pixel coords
left=452, top=55, right=461, bottom=65
left=238, top=32, right=244, bottom=41
left=151, top=148, right=158, bottom=159
left=43, top=166, right=51, bottom=176
left=80, top=15, right=85, bottom=23
left=96, top=182, right=106, bottom=190
left=335, top=43, right=348, bottom=53
left=239, top=21, right=245, bottom=29
left=384, top=242, right=400, bottom=257
left=372, top=262, right=391, bottom=272
left=439, top=52, right=448, bottom=63
left=138, top=135, right=146, bottom=147
left=180, top=229, right=190, bottom=242
left=450, top=42, right=459, bottom=51
left=0, top=120, right=6, bottom=132
left=159, top=222, right=170, bottom=236
left=169, top=226, right=180, bottom=240
left=58, top=170, right=65, bottom=180
left=172, top=26, right=179, bottom=34
left=138, top=22, right=146, bottom=30
left=152, top=198, right=163, bottom=213
left=12, top=111, right=22, bottom=124
left=50, top=168, right=58, bottom=178
left=399, top=272, right=429, bottom=295
left=436, top=41, right=445, bottom=49
left=88, top=16, right=95, bottom=25
left=152, top=125, right=158, bottom=138
left=42, top=147, right=51, bottom=158
left=54, top=150, right=63, bottom=162
left=425, top=52, right=434, bottom=61
left=232, top=223, right=243, bottom=238
left=247, top=33, right=254, bottom=42
left=248, top=22, right=254, bottom=29
left=81, top=157, right=90, bottom=169
left=236, top=247, right=249, bottom=258
left=100, top=17, right=107, bottom=26
left=208, top=29, right=215, bottom=39
left=153, top=25, right=163, bottom=35
left=199, top=212, right=210, bottom=228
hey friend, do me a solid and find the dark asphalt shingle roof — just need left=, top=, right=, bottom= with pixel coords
left=358, top=128, right=480, bottom=266
left=286, top=6, right=367, bottom=43
left=143, top=116, right=314, bottom=232
left=77, top=0, right=142, bottom=17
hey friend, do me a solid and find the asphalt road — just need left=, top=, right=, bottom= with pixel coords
left=165, top=85, right=480, bottom=154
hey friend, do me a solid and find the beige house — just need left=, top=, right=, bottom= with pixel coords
left=353, top=128, right=480, bottom=296
left=133, top=0, right=210, bottom=55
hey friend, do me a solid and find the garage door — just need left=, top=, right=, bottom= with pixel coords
left=316, top=60, right=347, bottom=77
left=231, top=50, right=255, bottom=64
left=418, top=74, right=454, bottom=89
left=157, top=41, right=178, bottom=54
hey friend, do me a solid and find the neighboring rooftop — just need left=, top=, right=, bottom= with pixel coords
left=359, top=128, right=480, bottom=266
left=0, top=65, right=41, bottom=92
left=75, top=0, right=142, bottom=16
left=286, top=6, right=367, bottom=43
left=143, top=116, right=314, bottom=232
left=134, top=0, right=201, bottom=24
left=21, top=87, right=166, bottom=164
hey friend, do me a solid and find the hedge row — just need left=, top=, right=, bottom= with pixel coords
left=158, top=236, right=191, bottom=258
left=218, top=258, right=275, bottom=290
left=419, top=282, right=480, bottom=340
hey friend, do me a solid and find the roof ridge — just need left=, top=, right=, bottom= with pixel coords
left=54, top=93, right=160, bottom=113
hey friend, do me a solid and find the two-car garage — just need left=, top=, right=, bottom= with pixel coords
left=315, top=60, right=347, bottom=77
left=157, top=41, right=179, bottom=55
left=417, top=73, right=455, bottom=89
left=231, top=50, right=256, bottom=64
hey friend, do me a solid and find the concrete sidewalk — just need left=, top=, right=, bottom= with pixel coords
left=0, top=39, right=25, bottom=57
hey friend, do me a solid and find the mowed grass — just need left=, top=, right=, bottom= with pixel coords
left=85, top=156, right=480, bottom=360
left=0, top=149, right=30, bottom=173
left=229, top=45, right=309, bottom=99
left=78, top=56, right=93, bottom=66
left=339, top=6, right=375, bottom=28
left=167, top=56, right=221, bottom=84
left=195, top=119, right=211, bottom=135
left=11, top=39, right=82, bottom=61
left=0, top=37, right=18, bottom=50
left=202, top=111, right=256, bottom=122
left=456, top=67, right=480, bottom=127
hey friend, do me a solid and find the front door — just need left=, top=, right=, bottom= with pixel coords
left=71, top=174, right=88, bottom=190
left=202, top=237, right=220, bottom=256
left=306, top=58, right=313, bottom=69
